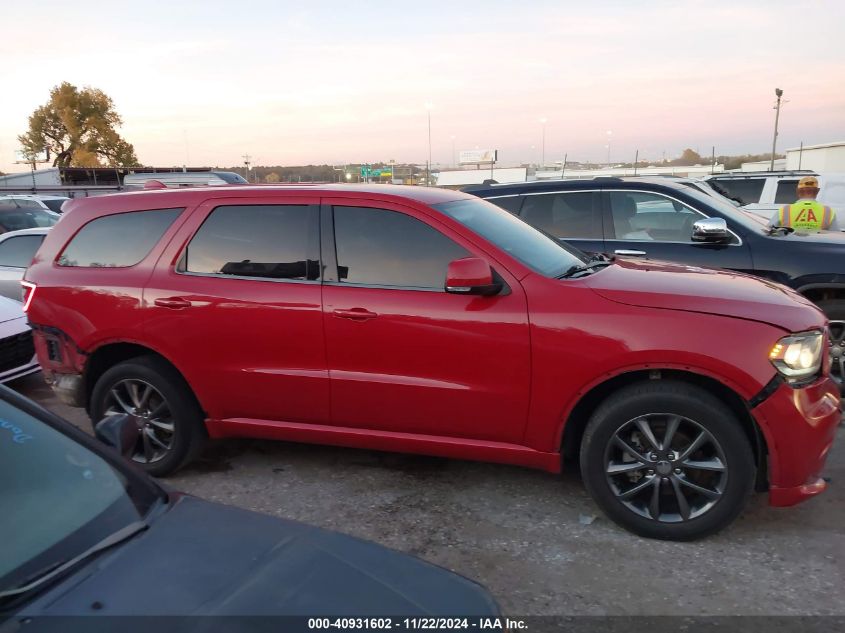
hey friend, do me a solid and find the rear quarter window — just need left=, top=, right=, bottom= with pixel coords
left=57, top=208, right=182, bottom=268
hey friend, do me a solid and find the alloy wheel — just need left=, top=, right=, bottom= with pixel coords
left=604, top=413, right=728, bottom=523
left=104, top=379, right=175, bottom=464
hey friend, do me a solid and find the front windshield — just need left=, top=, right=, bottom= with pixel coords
left=433, top=198, right=587, bottom=277
left=0, top=400, right=152, bottom=594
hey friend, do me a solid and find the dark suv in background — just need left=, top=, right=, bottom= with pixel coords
left=464, top=177, right=845, bottom=389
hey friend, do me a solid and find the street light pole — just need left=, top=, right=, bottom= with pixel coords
left=539, top=117, right=547, bottom=169
left=426, top=103, right=433, bottom=187
left=770, top=88, right=784, bottom=172
left=605, top=130, right=612, bottom=165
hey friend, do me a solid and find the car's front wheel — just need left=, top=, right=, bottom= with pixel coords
left=580, top=381, right=755, bottom=541
left=90, top=356, right=206, bottom=477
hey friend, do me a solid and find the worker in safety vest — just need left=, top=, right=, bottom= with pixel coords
left=770, top=175, right=841, bottom=231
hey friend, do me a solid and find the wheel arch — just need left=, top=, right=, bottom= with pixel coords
left=559, top=369, right=768, bottom=488
left=84, top=342, right=205, bottom=418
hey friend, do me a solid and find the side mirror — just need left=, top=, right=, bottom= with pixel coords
left=692, top=217, right=731, bottom=243
left=445, top=257, right=502, bottom=296
left=95, top=414, right=142, bottom=459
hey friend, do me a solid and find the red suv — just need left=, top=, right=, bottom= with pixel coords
left=23, top=185, right=840, bottom=540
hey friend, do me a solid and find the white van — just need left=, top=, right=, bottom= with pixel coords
left=705, top=171, right=845, bottom=219
left=122, top=171, right=248, bottom=189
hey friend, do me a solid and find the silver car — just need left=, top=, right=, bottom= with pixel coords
left=0, top=294, right=39, bottom=383
left=0, top=228, right=49, bottom=301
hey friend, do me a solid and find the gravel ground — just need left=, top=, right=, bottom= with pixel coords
left=12, top=372, right=844, bottom=616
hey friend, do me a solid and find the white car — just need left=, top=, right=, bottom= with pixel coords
left=0, top=228, right=50, bottom=301
left=0, top=197, right=60, bottom=232
left=0, top=294, right=39, bottom=383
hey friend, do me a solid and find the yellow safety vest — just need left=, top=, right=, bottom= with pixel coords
left=778, top=200, right=835, bottom=231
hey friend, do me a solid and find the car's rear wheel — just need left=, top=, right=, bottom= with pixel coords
left=90, top=356, right=206, bottom=477
left=816, top=299, right=845, bottom=393
left=580, top=381, right=755, bottom=541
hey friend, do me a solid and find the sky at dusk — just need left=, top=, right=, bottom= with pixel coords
left=1, top=0, right=844, bottom=174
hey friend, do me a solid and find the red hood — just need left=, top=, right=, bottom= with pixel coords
left=583, top=257, right=825, bottom=333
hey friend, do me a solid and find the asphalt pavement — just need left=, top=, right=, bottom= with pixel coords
left=12, top=372, right=844, bottom=616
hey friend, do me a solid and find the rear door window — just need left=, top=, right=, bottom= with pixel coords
left=183, top=204, right=317, bottom=280
left=0, top=235, right=45, bottom=268
left=486, top=196, right=523, bottom=215
left=518, top=191, right=600, bottom=239
left=57, top=208, right=182, bottom=267
left=774, top=180, right=800, bottom=204
left=709, top=178, right=765, bottom=205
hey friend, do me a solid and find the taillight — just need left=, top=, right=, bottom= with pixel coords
left=20, top=281, right=36, bottom=312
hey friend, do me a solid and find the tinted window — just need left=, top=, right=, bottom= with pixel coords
left=40, top=199, right=67, bottom=213
left=487, top=196, right=523, bottom=215
left=213, top=172, right=248, bottom=184
left=185, top=205, right=315, bottom=280
left=609, top=191, right=704, bottom=242
left=58, top=208, right=182, bottom=268
left=333, top=206, right=468, bottom=289
left=0, top=235, right=44, bottom=268
left=709, top=178, right=765, bottom=205
left=0, top=202, right=58, bottom=232
left=519, top=192, right=600, bottom=238
left=775, top=180, right=800, bottom=204
left=433, top=198, right=585, bottom=278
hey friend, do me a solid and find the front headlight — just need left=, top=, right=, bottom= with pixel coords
left=769, top=331, right=824, bottom=381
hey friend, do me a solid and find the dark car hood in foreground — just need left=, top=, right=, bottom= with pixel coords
left=18, top=496, right=498, bottom=617
left=584, top=257, right=825, bottom=333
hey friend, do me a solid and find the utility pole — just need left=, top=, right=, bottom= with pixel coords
left=242, top=154, right=252, bottom=181
left=770, top=88, right=783, bottom=171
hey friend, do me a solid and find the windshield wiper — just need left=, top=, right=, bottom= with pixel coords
left=768, top=225, right=795, bottom=236
left=556, top=257, right=613, bottom=279
left=0, top=520, right=148, bottom=601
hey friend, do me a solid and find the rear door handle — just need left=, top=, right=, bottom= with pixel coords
left=154, top=297, right=192, bottom=309
left=614, top=250, right=647, bottom=257
left=332, top=308, right=378, bottom=321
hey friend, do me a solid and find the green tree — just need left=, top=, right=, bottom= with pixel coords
left=18, top=82, right=140, bottom=168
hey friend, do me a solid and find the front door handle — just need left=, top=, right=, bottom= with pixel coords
left=332, top=308, right=378, bottom=321
left=154, top=297, right=192, bottom=309
left=614, top=249, right=647, bottom=257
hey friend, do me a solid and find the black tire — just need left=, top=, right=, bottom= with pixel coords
left=580, top=380, right=755, bottom=541
left=817, top=299, right=845, bottom=394
left=90, top=356, right=206, bottom=477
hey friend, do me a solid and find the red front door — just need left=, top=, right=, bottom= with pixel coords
left=321, top=199, right=531, bottom=444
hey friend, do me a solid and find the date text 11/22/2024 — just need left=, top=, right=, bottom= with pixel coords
left=307, top=618, right=527, bottom=630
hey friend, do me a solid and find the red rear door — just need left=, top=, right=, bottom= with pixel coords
left=320, top=198, right=531, bottom=444
left=143, top=195, right=329, bottom=425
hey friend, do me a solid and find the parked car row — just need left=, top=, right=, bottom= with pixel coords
left=17, top=183, right=839, bottom=543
